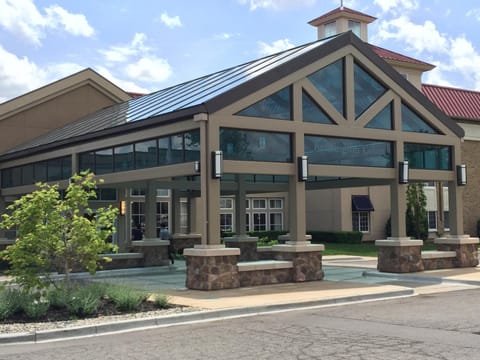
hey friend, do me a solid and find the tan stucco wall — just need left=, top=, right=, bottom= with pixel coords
left=0, top=85, right=119, bottom=153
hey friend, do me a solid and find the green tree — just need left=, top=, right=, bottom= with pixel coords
left=406, top=183, right=428, bottom=240
left=0, top=172, right=118, bottom=292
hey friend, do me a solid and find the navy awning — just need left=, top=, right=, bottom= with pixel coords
left=352, top=195, right=374, bottom=211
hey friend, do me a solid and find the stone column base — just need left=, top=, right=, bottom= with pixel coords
left=224, top=236, right=258, bottom=261
left=375, top=238, right=424, bottom=273
left=277, top=234, right=312, bottom=244
left=131, top=239, right=170, bottom=266
left=435, top=235, right=479, bottom=267
left=184, top=246, right=240, bottom=290
left=271, top=243, right=325, bottom=281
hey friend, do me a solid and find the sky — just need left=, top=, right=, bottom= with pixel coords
left=1, top=0, right=480, bottom=103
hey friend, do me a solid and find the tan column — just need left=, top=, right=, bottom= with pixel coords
left=144, top=181, right=157, bottom=238
left=448, top=180, right=464, bottom=235
left=235, top=174, right=247, bottom=236
left=390, top=180, right=407, bottom=237
left=171, top=189, right=182, bottom=234
left=71, top=153, right=79, bottom=175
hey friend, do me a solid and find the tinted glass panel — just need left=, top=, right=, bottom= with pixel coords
left=21, top=164, right=34, bottom=185
left=79, top=152, right=95, bottom=173
left=184, top=130, right=200, bottom=161
left=236, top=87, right=291, bottom=120
left=365, top=103, right=393, bottom=130
left=2, top=169, right=12, bottom=188
left=11, top=167, right=21, bottom=187
left=47, top=158, right=62, bottom=181
left=307, top=59, right=344, bottom=116
left=170, top=134, right=184, bottom=164
left=220, top=128, right=292, bottom=162
left=34, top=162, right=48, bottom=182
left=305, top=135, right=393, bottom=167
left=404, top=143, right=451, bottom=170
left=158, top=137, right=169, bottom=165
left=135, top=139, right=158, bottom=169
left=114, top=144, right=134, bottom=172
left=302, top=91, right=334, bottom=124
left=61, top=157, right=72, bottom=179
left=95, top=149, right=113, bottom=174
left=402, top=103, right=439, bottom=134
left=354, top=63, right=386, bottom=118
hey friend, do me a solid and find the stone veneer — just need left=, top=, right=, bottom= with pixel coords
left=376, top=239, right=424, bottom=273
left=435, top=236, right=479, bottom=267
left=184, top=247, right=240, bottom=290
left=131, top=239, right=170, bottom=266
left=272, top=242, right=325, bottom=281
left=171, top=233, right=201, bottom=254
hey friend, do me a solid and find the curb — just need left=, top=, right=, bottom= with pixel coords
left=0, top=288, right=414, bottom=344
left=362, top=270, right=480, bottom=286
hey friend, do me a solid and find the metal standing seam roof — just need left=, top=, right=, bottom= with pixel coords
left=4, top=35, right=341, bottom=156
left=422, top=84, right=480, bottom=121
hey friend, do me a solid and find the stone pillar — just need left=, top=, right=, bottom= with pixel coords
left=375, top=238, right=424, bottom=273
left=435, top=235, right=479, bottom=267
left=184, top=247, right=240, bottom=290
left=272, top=243, right=325, bottom=281
left=144, top=181, right=157, bottom=238
left=224, top=236, right=258, bottom=261
left=235, top=174, right=247, bottom=236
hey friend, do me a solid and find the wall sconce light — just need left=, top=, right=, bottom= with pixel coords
left=457, top=164, right=467, bottom=186
left=119, top=200, right=126, bottom=216
left=194, top=160, right=201, bottom=173
left=399, top=160, right=409, bottom=184
left=298, top=155, right=308, bottom=181
left=212, top=150, right=223, bottom=179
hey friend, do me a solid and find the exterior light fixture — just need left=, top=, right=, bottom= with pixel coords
left=194, top=160, right=201, bottom=173
left=119, top=200, right=126, bottom=216
left=212, top=150, right=223, bottom=179
left=457, top=164, right=467, bottom=186
left=399, top=160, right=409, bottom=184
left=298, top=155, right=308, bottom=182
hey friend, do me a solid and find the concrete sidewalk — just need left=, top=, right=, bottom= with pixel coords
left=1, top=255, right=480, bottom=344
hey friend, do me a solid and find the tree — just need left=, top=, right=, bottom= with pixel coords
left=0, top=172, right=118, bottom=292
left=406, top=183, right=428, bottom=240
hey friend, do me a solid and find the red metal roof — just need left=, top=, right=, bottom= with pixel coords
left=370, top=44, right=434, bottom=69
left=422, top=84, right=480, bottom=121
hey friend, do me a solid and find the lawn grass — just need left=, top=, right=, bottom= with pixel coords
left=322, top=241, right=437, bottom=257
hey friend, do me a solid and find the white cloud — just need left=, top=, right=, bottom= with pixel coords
left=375, top=16, right=448, bottom=54
left=125, top=57, right=172, bottom=83
left=257, top=38, right=294, bottom=56
left=467, top=8, right=480, bottom=21
left=239, top=0, right=315, bottom=11
left=448, top=36, right=480, bottom=90
left=99, top=33, right=149, bottom=63
left=423, top=64, right=456, bottom=88
left=96, top=66, right=150, bottom=94
left=215, top=33, right=238, bottom=40
left=0, top=0, right=94, bottom=45
left=373, top=0, right=418, bottom=14
left=159, top=12, right=182, bottom=28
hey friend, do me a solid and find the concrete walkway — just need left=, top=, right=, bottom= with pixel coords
left=2, top=255, right=480, bottom=344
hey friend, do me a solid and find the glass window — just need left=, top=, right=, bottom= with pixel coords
left=302, top=91, right=334, bottom=124
left=114, top=144, right=134, bottom=172
left=269, top=213, right=283, bottom=231
left=354, top=62, right=386, bottom=118
left=220, top=198, right=234, bottom=209
left=79, top=152, right=95, bottom=173
left=236, top=87, right=291, bottom=120
left=427, top=211, right=437, bottom=230
left=47, top=158, right=62, bottom=181
left=305, top=135, right=393, bottom=168
left=402, top=103, right=439, bottom=134
left=366, top=103, right=393, bottom=130
left=21, top=164, right=34, bottom=185
left=135, top=139, right=157, bottom=169
left=404, top=143, right=451, bottom=170
left=253, top=199, right=266, bottom=209
left=444, top=211, right=450, bottom=230
left=352, top=211, right=369, bottom=232
left=95, top=148, right=113, bottom=175
left=253, top=213, right=267, bottom=231
left=348, top=20, right=361, bottom=37
left=156, top=189, right=170, bottom=197
left=34, top=161, right=48, bottom=182
left=62, top=157, right=72, bottom=179
left=131, top=188, right=145, bottom=196
left=269, top=199, right=283, bottom=209
left=307, top=59, right=344, bottom=116
left=11, top=167, right=21, bottom=187
left=184, top=130, right=200, bottom=162
left=324, top=21, right=336, bottom=37
left=220, top=213, right=233, bottom=232
left=131, top=201, right=145, bottom=231
left=245, top=199, right=250, bottom=209
left=158, top=137, right=169, bottom=165
left=245, top=213, right=250, bottom=232
left=220, top=128, right=292, bottom=162
left=156, top=201, right=169, bottom=237
left=1, top=168, right=13, bottom=188
left=170, top=134, right=184, bottom=164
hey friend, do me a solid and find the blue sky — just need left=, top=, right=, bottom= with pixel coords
left=1, top=0, right=480, bottom=103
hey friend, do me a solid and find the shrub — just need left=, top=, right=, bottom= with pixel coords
left=21, top=294, right=50, bottom=320
left=106, top=284, right=148, bottom=312
left=0, top=288, right=22, bottom=320
left=257, top=237, right=278, bottom=247
left=153, top=294, right=170, bottom=309
left=309, top=231, right=363, bottom=244
left=221, top=230, right=288, bottom=241
left=67, top=286, right=101, bottom=317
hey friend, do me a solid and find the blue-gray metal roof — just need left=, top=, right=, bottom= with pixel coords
left=5, top=35, right=340, bottom=155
